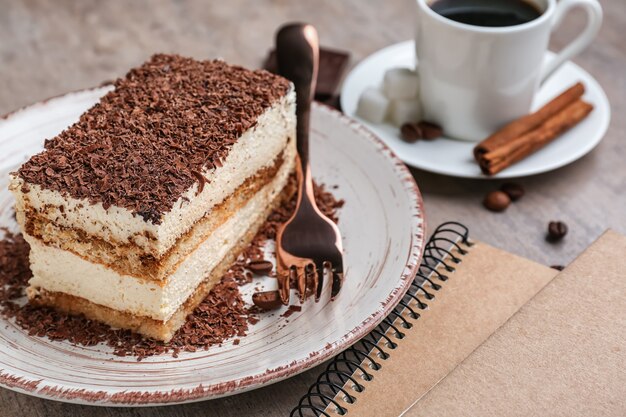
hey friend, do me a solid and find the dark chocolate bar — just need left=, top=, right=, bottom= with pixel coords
left=264, top=47, right=350, bottom=101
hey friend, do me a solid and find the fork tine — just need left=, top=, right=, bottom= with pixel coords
left=298, top=264, right=312, bottom=303
left=305, top=265, right=316, bottom=300
left=279, top=266, right=296, bottom=305
left=331, top=257, right=344, bottom=299
left=314, top=261, right=324, bottom=301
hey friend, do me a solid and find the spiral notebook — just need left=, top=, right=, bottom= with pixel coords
left=291, top=223, right=626, bottom=416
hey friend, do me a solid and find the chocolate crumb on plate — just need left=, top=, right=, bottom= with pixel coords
left=0, top=229, right=31, bottom=304
left=281, top=305, right=302, bottom=318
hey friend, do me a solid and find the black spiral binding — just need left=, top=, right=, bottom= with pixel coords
left=290, top=222, right=472, bottom=417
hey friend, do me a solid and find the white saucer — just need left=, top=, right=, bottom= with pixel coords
left=340, top=41, right=611, bottom=179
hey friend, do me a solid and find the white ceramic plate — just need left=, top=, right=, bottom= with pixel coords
left=341, top=40, right=611, bottom=179
left=0, top=88, right=425, bottom=405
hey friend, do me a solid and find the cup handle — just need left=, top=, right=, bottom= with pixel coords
left=540, top=0, right=602, bottom=83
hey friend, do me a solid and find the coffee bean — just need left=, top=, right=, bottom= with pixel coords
left=252, top=290, right=283, bottom=310
left=550, top=265, right=565, bottom=271
left=400, top=123, right=423, bottom=142
left=417, top=121, right=443, bottom=140
left=547, top=221, right=568, bottom=242
left=247, top=260, right=273, bottom=275
left=500, top=182, right=525, bottom=201
left=483, top=190, right=511, bottom=212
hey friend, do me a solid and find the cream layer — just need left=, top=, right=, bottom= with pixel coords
left=10, top=89, right=296, bottom=257
left=25, top=139, right=296, bottom=322
left=20, top=150, right=285, bottom=281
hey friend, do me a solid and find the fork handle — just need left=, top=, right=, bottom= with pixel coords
left=276, top=23, right=319, bottom=174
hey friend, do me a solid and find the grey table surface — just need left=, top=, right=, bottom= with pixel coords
left=0, top=0, right=624, bottom=416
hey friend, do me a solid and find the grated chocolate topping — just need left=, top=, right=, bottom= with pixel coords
left=16, top=54, right=291, bottom=224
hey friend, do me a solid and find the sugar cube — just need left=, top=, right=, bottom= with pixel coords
left=383, top=68, right=419, bottom=100
left=388, top=98, right=422, bottom=127
left=356, top=87, right=390, bottom=124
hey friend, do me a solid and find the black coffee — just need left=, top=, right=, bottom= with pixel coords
left=430, top=0, right=542, bottom=27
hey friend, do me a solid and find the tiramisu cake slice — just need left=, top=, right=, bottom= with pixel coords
left=9, top=54, right=296, bottom=341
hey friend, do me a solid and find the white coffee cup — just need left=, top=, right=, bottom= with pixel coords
left=415, top=0, right=602, bottom=141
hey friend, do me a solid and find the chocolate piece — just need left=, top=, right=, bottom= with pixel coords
left=314, top=48, right=350, bottom=100
left=483, top=190, right=511, bottom=212
left=281, top=304, right=302, bottom=318
left=400, top=123, right=423, bottom=142
left=0, top=230, right=31, bottom=302
left=547, top=221, right=568, bottom=242
left=500, top=182, right=525, bottom=201
left=252, top=290, right=283, bottom=310
left=264, top=47, right=350, bottom=100
left=17, top=54, right=291, bottom=224
left=417, top=121, right=443, bottom=140
left=247, top=260, right=273, bottom=275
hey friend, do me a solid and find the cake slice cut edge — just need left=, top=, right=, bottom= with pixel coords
left=9, top=54, right=298, bottom=342
left=26, top=167, right=297, bottom=342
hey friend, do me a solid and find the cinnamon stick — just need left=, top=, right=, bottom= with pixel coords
left=474, top=82, right=585, bottom=160
left=478, top=99, right=593, bottom=175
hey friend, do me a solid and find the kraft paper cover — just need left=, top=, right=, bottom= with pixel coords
left=329, top=239, right=557, bottom=417
left=405, top=230, right=626, bottom=417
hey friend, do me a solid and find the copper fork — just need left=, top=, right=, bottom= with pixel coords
left=275, top=23, right=344, bottom=305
